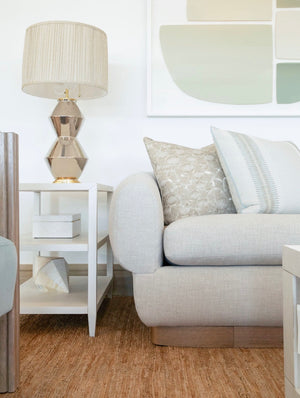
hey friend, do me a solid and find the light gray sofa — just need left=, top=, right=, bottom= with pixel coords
left=109, top=173, right=300, bottom=347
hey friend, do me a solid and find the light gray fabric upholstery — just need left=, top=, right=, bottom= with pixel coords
left=164, top=214, right=300, bottom=266
left=0, top=237, right=17, bottom=317
left=109, top=173, right=164, bottom=274
left=133, top=266, right=282, bottom=327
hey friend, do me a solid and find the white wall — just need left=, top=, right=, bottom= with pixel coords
left=1, top=0, right=300, bottom=264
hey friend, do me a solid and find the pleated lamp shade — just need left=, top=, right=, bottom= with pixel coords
left=22, top=21, right=108, bottom=100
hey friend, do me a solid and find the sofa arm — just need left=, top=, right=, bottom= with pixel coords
left=0, top=237, right=17, bottom=317
left=109, top=173, right=164, bottom=274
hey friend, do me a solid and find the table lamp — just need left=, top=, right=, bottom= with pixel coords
left=22, top=21, right=108, bottom=183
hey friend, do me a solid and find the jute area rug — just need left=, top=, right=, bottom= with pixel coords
left=3, top=297, right=284, bottom=398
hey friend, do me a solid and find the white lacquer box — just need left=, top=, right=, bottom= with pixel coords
left=33, top=214, right=81, bottom=239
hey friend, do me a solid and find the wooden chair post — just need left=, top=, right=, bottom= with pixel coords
left=0, top=132, right=19, bottom=392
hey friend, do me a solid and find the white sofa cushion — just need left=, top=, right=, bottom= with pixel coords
left=164, top=214, right=300, bottom=265
left=144, top=137, right=235, bottom=225
left=211, top=126, right=300, bottom=214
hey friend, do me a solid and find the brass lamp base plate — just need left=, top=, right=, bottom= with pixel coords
left=53, top=177, right=80, bottom=184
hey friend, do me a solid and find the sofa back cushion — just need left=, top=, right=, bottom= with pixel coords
left=144, top=137, right=235, bottom=224
left=212, top=126, right=300, bottom=214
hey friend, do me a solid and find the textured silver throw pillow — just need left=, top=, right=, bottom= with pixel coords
left=144, top=137, right=236, bottom=225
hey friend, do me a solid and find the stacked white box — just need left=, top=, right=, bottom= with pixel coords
left=33, top=214, right=81, bottom=238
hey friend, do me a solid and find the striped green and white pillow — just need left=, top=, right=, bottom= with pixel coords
left=211, top=126, right=300, bottom=214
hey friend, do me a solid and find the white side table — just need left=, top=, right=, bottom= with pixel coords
left=19, top=183, right=113, bottom=337
left=283, top=245, right=300, bottom=397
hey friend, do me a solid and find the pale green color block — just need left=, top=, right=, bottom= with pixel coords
left=277, top=64, right=300, bottom=104
left=160, top=25, right=273, bottom=105
left=187, top=0, right=272, bottom=21
left=277, top=0, right=300, bottom=7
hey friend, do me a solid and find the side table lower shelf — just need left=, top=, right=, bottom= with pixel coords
left=20, top=276, right=113, bottom=334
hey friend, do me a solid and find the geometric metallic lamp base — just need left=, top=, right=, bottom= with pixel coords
left=46, top=96, right=88, bottom=184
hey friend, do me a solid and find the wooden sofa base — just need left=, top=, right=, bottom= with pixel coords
left=151, top=326, right=283, bottom=348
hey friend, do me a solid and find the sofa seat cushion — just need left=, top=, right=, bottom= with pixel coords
left=164, top=214, right=300, bottom=266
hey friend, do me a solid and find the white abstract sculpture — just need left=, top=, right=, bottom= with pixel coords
left=33, top=256, right=69, bottom=293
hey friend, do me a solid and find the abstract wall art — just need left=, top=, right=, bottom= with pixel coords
left=148, top=0, right=300, bottom=116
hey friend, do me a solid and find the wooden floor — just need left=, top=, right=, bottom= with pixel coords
left=3, top=297, right=284, bottom=398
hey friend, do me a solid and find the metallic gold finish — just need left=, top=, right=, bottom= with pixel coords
left=46, top=99, right=88, bottom=183
left=50, top=100, right=83, bottom=138
left=58, top=89, right=76, bottom=102
left=53, top=177, right=80, bottom=184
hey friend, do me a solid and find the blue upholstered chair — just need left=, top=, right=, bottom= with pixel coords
left=0, top=237, right=17, bottom=318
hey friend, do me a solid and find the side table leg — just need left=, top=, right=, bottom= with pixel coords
left=107, top=240, right=113, bottom=299
left=283, top=270, right=300, bottom=397
left=88, top=314, right=97, bottom=338
left=107, top=192, right=113, bottom=299
left=33, top=192, right=41, bottom=258
left=88, top=185, right=98, bottom=337
left=285, top=377, right=300, bottom=398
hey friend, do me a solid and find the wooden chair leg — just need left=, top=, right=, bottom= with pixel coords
left=0, top=132, right=19, bottom=392
left=0, top=303, right=19, bottom=392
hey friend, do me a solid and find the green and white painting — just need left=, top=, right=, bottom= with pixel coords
left=148, top=0, right=300, bottom=116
